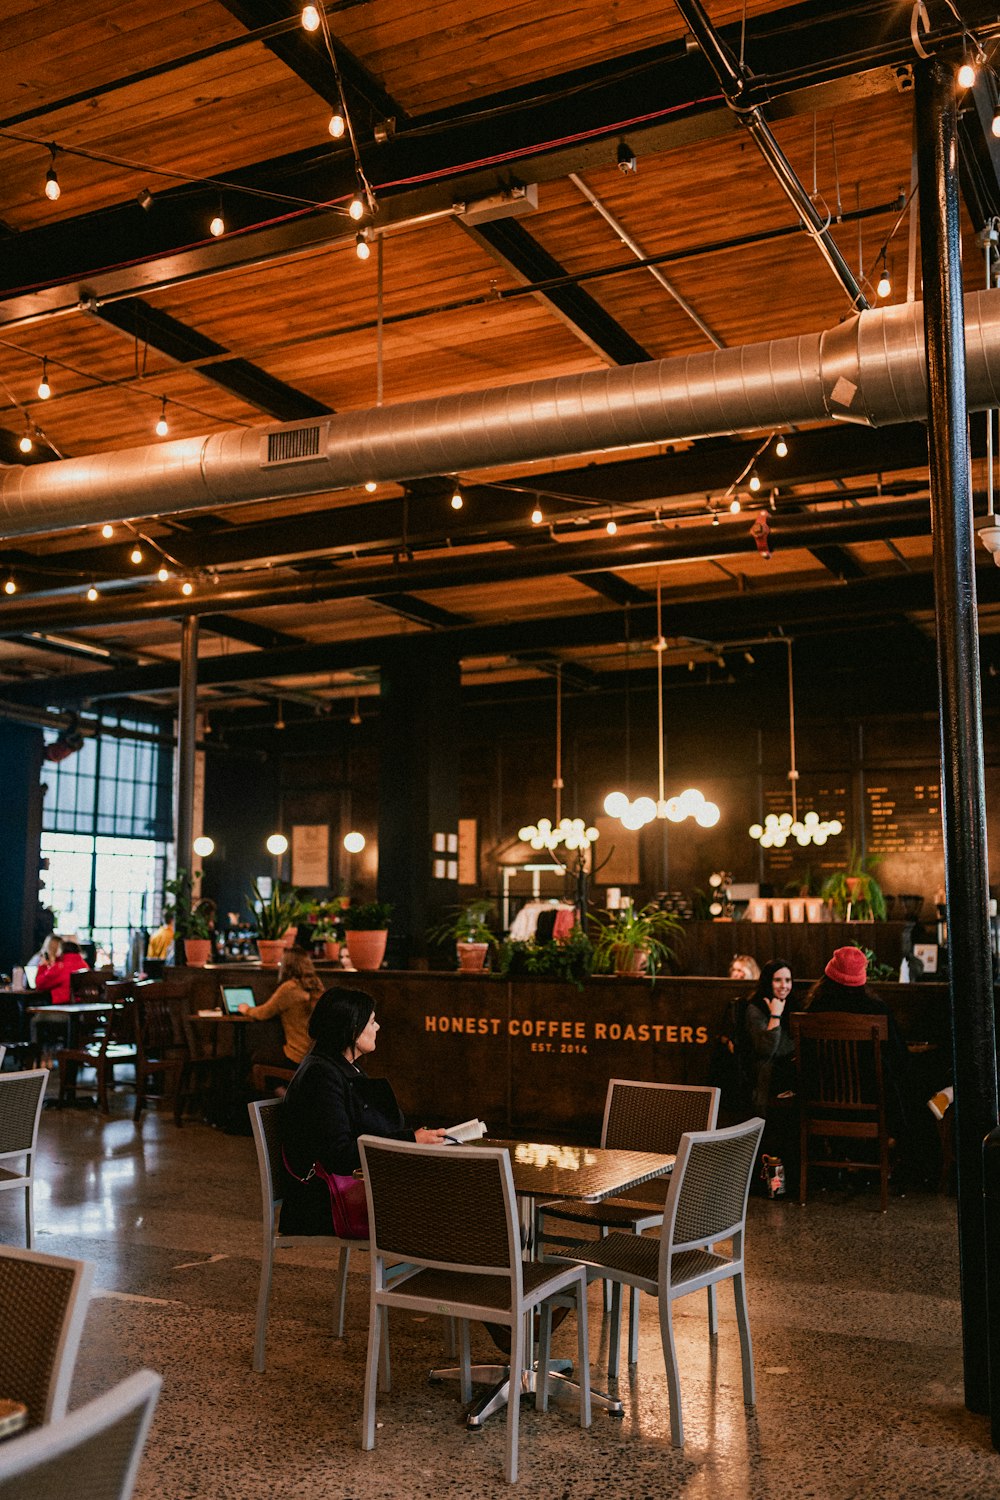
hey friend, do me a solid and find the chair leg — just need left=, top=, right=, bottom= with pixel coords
left=628, top=1284, right=640, bottom=1366
left=707, top=1283, right=718, bottom=1338
left=608, top=1279, right=622, bottom=1380
left=362, top=1295, right=382, bottom=1450
left=443, top=1315, right=457, bottom=1356
left=659, top=1296, right=684, bottom=1447
left=732, top=1272, right=755, bottom=1406
left=536, top=1304, right=552, bottom=1412
left=334, top=1244, right=351, bottom=1338
left=253, top=1226, right=275, bottom=1374
left=576, top=1278, right=592, bottom=1429
left=98, top=1060, right=111, bottom=1116
left=459, top=1318, right=472, bottom=1404
left=600, top=1225, right=611, bottom=1311
left=378, top=1305, right=391, bottom=1392
left=173, top=1064, right=187, bottom=1126
left=879, top=1130, right=890, bottom=1214
left=24, top=1182, right=33, bottom=1251
left=799, top=1119, right=808, bottom=1205
left=506, top=1311, right=524, bottom=1483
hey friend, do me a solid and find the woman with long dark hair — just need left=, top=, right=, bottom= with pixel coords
left=743, top=958, right=796, bottom=1116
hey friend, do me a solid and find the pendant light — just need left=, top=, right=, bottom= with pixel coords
left=519, top=665, right=599, bottom=854
left=749, top=639, right=842, bottom=848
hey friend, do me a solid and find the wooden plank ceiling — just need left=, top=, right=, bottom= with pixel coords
left=0, top=0, right=998, bottom=717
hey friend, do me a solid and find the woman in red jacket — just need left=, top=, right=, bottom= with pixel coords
left=34, top=939, right=90, bottom=1005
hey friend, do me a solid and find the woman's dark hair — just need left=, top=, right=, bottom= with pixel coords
left=749, top=959, right=792, bottom=1008
left=308, top=987, right=374, bottom=1054
left=61, top=941, right=81, bottom=956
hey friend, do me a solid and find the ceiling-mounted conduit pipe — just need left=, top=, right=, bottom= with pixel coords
left=2, top=291, right=1000, bottom=541
left=673, top=0, right=869, bottom=310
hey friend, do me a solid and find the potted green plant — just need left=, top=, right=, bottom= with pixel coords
left=162, top=869, right=214, bottom=967
left=497, top=928, right=595, bottom=990
left=821, top=849, right=886, bottom=921
left=429, top=898, right=499, bottom=971
left=341, top=900, right=393, bottom=970
left=307, top=898, right=346, bottom=961
left=249, top=879, right=304, bottom=966
left=590, top=902, right=681, bottom=977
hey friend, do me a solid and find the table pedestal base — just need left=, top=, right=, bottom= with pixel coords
left=429, top=1358, right=622, bottom=1428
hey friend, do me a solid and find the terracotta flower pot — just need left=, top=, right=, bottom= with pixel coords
left=323, top=940, right=342, bottom=962
left=257, top=938, right=286, bottom=966
left=345, top=929, right=388, bottom=971
left=182, top=937, right=212, bottom=967
left=613, top=944, right=648, bottom=976
left=456, top=941, right=489, bottom=972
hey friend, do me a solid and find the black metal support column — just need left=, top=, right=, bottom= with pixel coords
left=916, top=56, right=998, bottom=1415
left=176, top=616, right=199, bottom=872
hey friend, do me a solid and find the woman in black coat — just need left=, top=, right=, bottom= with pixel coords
left=279, top=987, right=446, bottom=1234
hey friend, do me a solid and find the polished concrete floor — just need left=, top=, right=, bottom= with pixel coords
left=2, top=1093, right=995, bottom=1498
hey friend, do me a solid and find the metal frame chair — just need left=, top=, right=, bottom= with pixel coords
left=248, top=1098, right=366, bottom=1373
left=0, top=1367, right=160, bottom=1500
left=790, top=1011, right=891, bottom=1212
left=0, top=1070, right=48, bottom=1248
left=536, top=1080, right=720, bottom=1365
left=0, top=1245, right=95, bottom=1428
left=550, top=1117, right=763, bottom=1447
left=359, top=1136, right=591, bottom=1484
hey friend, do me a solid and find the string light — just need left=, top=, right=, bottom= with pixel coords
left=531, top=506, right=544, bottom=525
left=365, top=481, right=377, bottom=493
left=775, top=436, right=789, bottom=458
left=958, top=58, right=977, bottom=89
left=86, top=585, right=98, bottom=602
left=729, top=497, right=741, bottom=514
left=450, top=486, right=463, bottom=511
left=348, top=190, right=365, bottom=221
left=44, top=148, right=60, bottom=201
left=18, top=428, right=33, bottom=454
left=876, top=256, right=891, bottom=298
left=209, top=211, right=225, bottom=237
left=130, top=547, right=143, bottom=564
left=101, top=523, right=113, bottom=539
left=37, top=360, right=51, bottom=400
left=993, top=107, right=1000, bottom=140
left=155, top=399, right=169, bottom=437
left=748, top=473, right=761, bottom=492
left=355, top=231, right=370, bottom=261
left=157, top=566, right=169, bottom=582
left=328, top=109, right=345, bottom=139
left=606, top=515, right=617, bottom=535
left=181, top=580, right=194, bottom=596
left=3, top=579, right=16, bottom=596
left=301, top=4, right=320, bottom=30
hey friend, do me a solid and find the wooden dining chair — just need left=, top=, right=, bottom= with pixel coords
left=57, top=1000, right=136, bottom=1114
left=790, top=1011, right=892, bottom=1211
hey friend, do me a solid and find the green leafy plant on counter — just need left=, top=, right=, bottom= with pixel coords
left=589, top=902, right=682, bottom=978
left=821, top=848, right=886, bottom=921
left=340, top=900, right=394, bottom=931
left=498, top=928, right=595, bottom=990
left=428, top=898, right=499, bottom=948
left=163, top=869, right=213, bottom=939
left=859, top=946, right=897, bottom=983
left=249, top=879, right=304, bottom=940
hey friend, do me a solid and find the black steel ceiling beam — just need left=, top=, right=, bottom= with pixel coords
left=5, top=2, right=991, bottom=328
left=200, top=613, right=305, bottom=649
left=572, top=572, right=651, bottom=605
left=807, top=544, right=868, bottom=581
left=10, top=565, right=1000, bottom=707
left=93, top=300, right=332, bottom=421
left=374, top=594, right=468, bottom=628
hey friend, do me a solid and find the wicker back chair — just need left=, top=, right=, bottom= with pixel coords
left=0, top=1368, right=160, bottom=1500
left=248, top=1099, right=365, bottom=1373
left=0, top=1070, right=48, bottom=1247
left=791, top=1011, right=891, bottom=1211
left=550, top=1116, right=763, bottom=1447
left=359, top=1136, right=591, bottom=1484
left=0, top=1245, right=94, bottom=1428
left=536, top=1080, right=720, bottom=1363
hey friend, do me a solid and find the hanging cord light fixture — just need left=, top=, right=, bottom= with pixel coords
left=749, top=639, right=842, bottom=849
left=519, top=664, right=599, bottom=853
left=605, top=574, right=720, bottom=830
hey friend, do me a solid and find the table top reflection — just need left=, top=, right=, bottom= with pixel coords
left=483, top=1138, right=674, bottom=1203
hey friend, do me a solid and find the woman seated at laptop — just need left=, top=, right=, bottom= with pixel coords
left=33, top=937, right=89, bottom=1005
left=279, top=987, right=446, bottom=1235
left=237, top=948, right=322, bottom=1071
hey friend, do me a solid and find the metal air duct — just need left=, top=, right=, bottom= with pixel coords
left=1, top=291, right=999, bottom=540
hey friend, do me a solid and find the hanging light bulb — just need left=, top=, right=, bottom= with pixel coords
left=365, top=481, right=377, bottom=493
left=531, top=506, right=543, bottom=525
left=181, top=580, right=194, bottom=596
left=155, top=398, right=168, bottom=437
left=876, top=257, right=891, bottom=298
left=157, top=566, right=169, bottom=583
left=348, top=189, right=365, bottom=221
left=328, top=108, right=346, bottom=139
left=37, top=360, right=51, bottom=400
left=344, top=831, right=366, bottom=853
left=18, top=429, right=33, bottom=454
left=606, top=516, right=617, bottom=535
left=450, top=486, right=463, bottom=510
left=355, top=231, right=370, bottom=261
left=3, top=579, right=15, bottom=596
left=711, top=512, right=720, bottom=527
left=729, top=497, right=741, bottom=514
left=86, top=585, right=98, bottom=602
left=301, top=3, right=320, bottom=30
left=958, top=58, right=977, bottom=89
left=748, top=473, right=761, bottom=492
left=209, top=211, right=225, bottom=237
left=130, top=547, right=143, bottom=564
left=44, top=149, right=60, bottom=201
left=993, top=108, right=1000, bottom=140
left=775, top=436, right=789, bottom=458
left=101, top=523, right=113, bottom=539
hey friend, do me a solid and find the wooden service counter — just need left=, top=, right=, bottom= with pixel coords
left=313, top=970, right=956, bottom=1143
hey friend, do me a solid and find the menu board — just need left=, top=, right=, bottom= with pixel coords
left=864, top=776, right=943, bottom=856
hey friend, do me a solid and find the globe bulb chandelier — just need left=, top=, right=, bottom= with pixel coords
left=604, top=574, right=720, bottom=832
left=519, top=665, right=599, bottom=856
left=749, top=639, right=842, bottom=850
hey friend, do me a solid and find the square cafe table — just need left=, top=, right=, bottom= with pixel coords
left=431, top=1137, right=675, bottom=1428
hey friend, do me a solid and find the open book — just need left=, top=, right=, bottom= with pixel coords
left=443, top=1118, right=488, bottom=1144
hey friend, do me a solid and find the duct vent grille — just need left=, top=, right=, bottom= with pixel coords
left=265, top=426, right=322, bottom=465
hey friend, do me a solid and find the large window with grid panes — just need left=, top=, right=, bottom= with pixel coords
left=40, top=714, right=173, bottom=968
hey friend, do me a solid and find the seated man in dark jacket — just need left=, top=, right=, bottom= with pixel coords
left=279, top=987, right=446, bottom=1234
